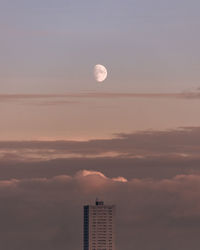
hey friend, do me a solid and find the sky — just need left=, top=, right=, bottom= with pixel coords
left=1, top=0, right=200, bottom=249
left=1, top=0, right=200, bottom=93
left=1, top=0, right=200, bottom=140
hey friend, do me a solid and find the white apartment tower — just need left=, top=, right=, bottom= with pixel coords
left=83, top=200, right=115, bottom=250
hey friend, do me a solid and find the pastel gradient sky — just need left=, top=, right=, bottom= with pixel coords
left=2, top=2, right=200, bottom=250
left=1, top=0, right=200, bottom=140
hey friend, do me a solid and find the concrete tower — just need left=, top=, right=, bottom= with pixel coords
left=83, top=200, right=115, bottom=250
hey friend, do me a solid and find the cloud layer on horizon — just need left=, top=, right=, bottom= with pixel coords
left=1, top=127, right=200, bottom=249
left=0, top=170, right=200, bottom=250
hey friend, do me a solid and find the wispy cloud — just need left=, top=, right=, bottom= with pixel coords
left=1, top=90, right=200, bottom=105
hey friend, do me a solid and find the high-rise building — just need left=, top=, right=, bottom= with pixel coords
left=83, top=200, right=115, bottom=250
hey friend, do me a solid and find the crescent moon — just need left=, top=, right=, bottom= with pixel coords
left=94, top=64, right=108, bottom=82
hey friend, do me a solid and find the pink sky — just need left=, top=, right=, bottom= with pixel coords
left=1, top=92, right=200, bottom=140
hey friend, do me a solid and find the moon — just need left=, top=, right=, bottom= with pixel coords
left=94, top=64, right=108, bottom=82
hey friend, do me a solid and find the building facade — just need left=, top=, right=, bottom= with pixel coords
left=83, top=200, right=115, bottom=250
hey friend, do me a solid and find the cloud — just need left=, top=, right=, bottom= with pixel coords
left=0, top=170, right=200, bottom=249
left=2, top=127, right=200, bottom=184
left=1, top=89, right=200, bottom=105
left=77, top=170, right=107, bottom=179
left=1, top=127, right=200, bottom=162
left=1, top=128, right=200, bottom=249
left=112, top=176, right=128, bottom=182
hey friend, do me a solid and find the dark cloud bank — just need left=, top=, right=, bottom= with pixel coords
left=1, top=127, right=200, bottom=250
